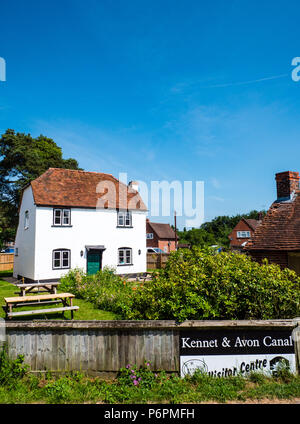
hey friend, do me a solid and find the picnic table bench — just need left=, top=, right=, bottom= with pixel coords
left=3, top=292, right=79, bottom=320
left=123, top=272, right=153, bottom=282
left=15, top=282, right=60, bottom=296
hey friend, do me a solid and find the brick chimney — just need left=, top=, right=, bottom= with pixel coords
left=275, top=171, right=300, bottom=200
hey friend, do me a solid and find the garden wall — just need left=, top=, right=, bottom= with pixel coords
left=4, top=319, right=300, bottom=376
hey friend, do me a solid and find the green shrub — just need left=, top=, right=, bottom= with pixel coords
left=0, top=346, right=29, bottom=387
left=271, top=359, right=295, bottom=383
left=249, top=372, right=266, bottom=384
left=60, top=249, right=300, bottom=321
left=124, top=247, right=300, bottom=321
left=60, top=267, right=134, bottom=316
left=44, top=377, right=73, bottom=403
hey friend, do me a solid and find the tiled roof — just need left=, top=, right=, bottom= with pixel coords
left=243, top=218, right=261, bottom=231
left=246, top=194, right=300, bottom=250
left=30, top=168, right=147, bottom=211
left=228, top=218, right=261, bottom=243
left=148, top=222, right=176, bottom=239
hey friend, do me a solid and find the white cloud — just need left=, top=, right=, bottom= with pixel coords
left=209, top=195, right=225, bottom=202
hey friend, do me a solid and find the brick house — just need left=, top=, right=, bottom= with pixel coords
left=146, top=219, right=176, bottom=253
left=246, top=171, right=300, bottom=273
left=228, top=218, right=261, bottom=252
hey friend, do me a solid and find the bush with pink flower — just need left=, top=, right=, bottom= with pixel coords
left=118, top=361, right=162, bottom=389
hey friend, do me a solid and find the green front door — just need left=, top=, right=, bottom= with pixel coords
left=87, top=251, right=101, bottom=275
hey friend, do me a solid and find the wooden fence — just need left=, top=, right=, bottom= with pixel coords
left=3, top=319, right=300, bottom=376
left=0, top=253, right=14, bottom=271
left=147, top=253, right=169, bottom=270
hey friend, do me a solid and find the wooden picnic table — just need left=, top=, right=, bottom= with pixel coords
left=4, top=292, right=79, bottom=320
left=15, top=282, right=60, bottom=296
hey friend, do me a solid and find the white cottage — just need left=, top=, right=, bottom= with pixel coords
left=13, top=168, right=147, bottom=283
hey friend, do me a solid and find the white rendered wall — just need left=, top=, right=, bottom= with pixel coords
left=34, top=207, right=147, bottom=280
left=13, top=186, right=36, bottom=280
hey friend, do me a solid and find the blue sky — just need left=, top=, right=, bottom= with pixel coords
left=1, top=0, right=300, bottom=228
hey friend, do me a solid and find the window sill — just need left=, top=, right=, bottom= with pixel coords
left=52, top=267, right=71, bottom=270
left=117, top=263, right=134, bottom=267
left=116, top=226, right=133, bottom=229
left=51, top=225, right=73, bottom=228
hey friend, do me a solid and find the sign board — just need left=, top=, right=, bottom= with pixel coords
left=180, top=329, right=296, bottom=377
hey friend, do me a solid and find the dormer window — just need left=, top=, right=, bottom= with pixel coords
left=53, top=209, right=71, bottom=226
left=117, top=210, right=132, bottom=227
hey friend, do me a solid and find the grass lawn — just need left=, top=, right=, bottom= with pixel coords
left=0, top=271, right=117, bottom=320
left=0, top=364, right=299, bottom=404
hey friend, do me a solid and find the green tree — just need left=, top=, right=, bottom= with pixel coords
left=178, top=228, right=216, bottom=247
left=178, top=210, right=266, bottom=248
left=0, top=129, right=81, bottom=244
left=0, top=200, right=16, bottom=249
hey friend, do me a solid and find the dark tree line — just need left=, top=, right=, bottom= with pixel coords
left=177, top=210, right=266, bottom=249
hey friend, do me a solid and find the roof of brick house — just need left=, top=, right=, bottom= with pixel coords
left=243, top=218, right=261, bottom=232
left=228, top=218, right=261, bottom=239
left=147, top=221, right=176, bottom=239
left=29, top=168, right=147, bottom=211
left=247, top=171, right=300, bottom=251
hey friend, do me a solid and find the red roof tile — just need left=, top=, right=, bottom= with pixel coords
left=243, top=218, right=261, bottom=231
left=247, top=194, right=300, bottom=251
left=30, top=168, right=147, bottom=211
left=148, top=222, right=176, bottom=239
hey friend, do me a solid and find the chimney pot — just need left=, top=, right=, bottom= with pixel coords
left=128, top=181, right=139, bottom=192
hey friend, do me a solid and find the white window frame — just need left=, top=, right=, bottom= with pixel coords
left=237, top=231, right=251, bottom=238
left=117, top=210, right=132, bottom=227
left=52, top=249, right=71, bottom=269
left=62, top=209, right=71, bottom=225
left=118, top=247, right=133, bottom=265
left=53, top=208, right=71, bottom=226
left=146, top=233, right=154, bottom=239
